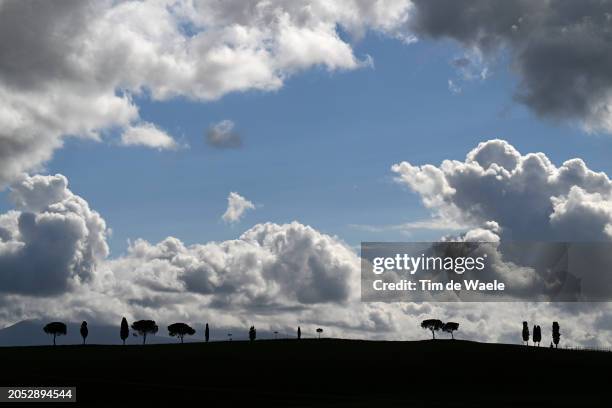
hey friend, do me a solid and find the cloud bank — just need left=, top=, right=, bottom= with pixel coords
left=2, top=163, right=612, bottom=346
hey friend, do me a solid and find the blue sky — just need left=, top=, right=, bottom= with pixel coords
left=5, top=0, right=612, bottom=347
left=2, top=34, right=612, bottom=257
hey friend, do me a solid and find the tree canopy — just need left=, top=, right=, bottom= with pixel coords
left=43, top=322, right=67, bottom=346
left=442, top=322, right=459, bottom=339
left=533, top=325, right=542, bottom=346
left=522, top=322, right=530, bottom=345
left=120, top=317, right=129, bottom=345
left=552, top=322, right=561, bottom=348
left=316, top=328, right=323, bottom=339
left=80, top=321, right=88, bottom=344
left=131, top=320, right=159, bottom=344
left=421, top=319, right=444, bottom=339
left=167, top=323, right=196, bottom=343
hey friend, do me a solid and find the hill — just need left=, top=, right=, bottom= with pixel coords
left=0, top=339, right=608, bottom=407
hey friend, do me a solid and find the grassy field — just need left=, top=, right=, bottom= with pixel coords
left=0, top=339, right=609, bottom=407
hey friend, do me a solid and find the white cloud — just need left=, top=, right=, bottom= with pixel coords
left=3, top=173, right=612, bottom=346
left=392, top=139, right=612, bottom=241
left=392, top=139, right=612, bottom=301
left=222, top=192, right=256, bottom=223
left=206, top=120, right=242, bottom=149
left=121, top=123, right=178, bottom=150
left=350, top=218, right=469, bottom=233
left=0, top=0, right=414, bottom=186
left=0, top=174, right=109, bottom=295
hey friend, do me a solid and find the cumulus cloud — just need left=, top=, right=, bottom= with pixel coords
left=0, top=0, right=414, bottom=186
left=0, top=173, right=373, bottom=337
left=4, top=170, right=612, bottom=346
left=121, top=123, right=178, bottom=150
left=111, top=221, right=359, bottom=307
left=392, top=139, right=612, bottom=301
left=0, top=174, right=109, bottom=295
left=206, top=120, right=242, bottom=149
left=407, top=0, right=612, bottom=132
left=222, top=192, right=255, bottom=223
left=392, top=139, right=612, bottom=241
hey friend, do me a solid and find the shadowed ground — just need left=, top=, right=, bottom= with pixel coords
left=0, top=339, right=608, bottom=407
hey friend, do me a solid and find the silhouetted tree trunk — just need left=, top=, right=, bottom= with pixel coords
left=431, top=329, right=435, bottom=339
left=143, top=333, right=147, bottom=345
left=53, top=333, right=56, bottom=346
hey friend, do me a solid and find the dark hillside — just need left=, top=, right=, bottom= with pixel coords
left=0, top=339, right=608, bottom=407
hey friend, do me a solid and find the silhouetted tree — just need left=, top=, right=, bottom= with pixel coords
left=120, top=317, right=129, bottom=345
left=228, top=333, right=232, bottom=341
left=80, top=321, right=88, bottom=345
left=297, top=326, right=301, bottom=340
left=249, top=326, right=256, bottom=341
left=205, top=323, right=210, bottom=343
left=552, top=322, right=561, bottom=348
left=533, top=325, right=541, bottom=346
left=131, top=320, right=158, bottom=345
left=273, top=331, right=278, bottom=339
left=316, top=328, right=323, bottom=339
left=442, top=322, right=459, bottom=339
left=43, top=322, right=67, bottom=346
left=168, top=323, right=196, bottom=343
left=522, top=322, right=530, bottom=345
left=421, top=319, right=443, bottom=339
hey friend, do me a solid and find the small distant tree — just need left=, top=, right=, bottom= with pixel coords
left=205, top=323, right=210, bottom=343
left=297, top=326, right=301, bottom=340
left=316, top=328, right=323, bottom=339
left=43, top=322, right=67, bottom=346
left=120, top=317, right=129, bottom=345
left=168, top=323, right=196, bottom=344
left=552, top=322, right=561, bottom=348
left=533, top=325, right=541, bottom=346
left=228, top=333, right=232, bottom=341
left=249, top=326, right=256, bottom=341
left=522, top=322, right=530, bottom=345
left=273, top=331, right=278, bottom=339
left=421, top=319, right=443, bottom=339
left=442, top=322, right=459, bottom=339
left=131, top=320, right=158, bottom=345
left=80, top=321, right=88, bottom=345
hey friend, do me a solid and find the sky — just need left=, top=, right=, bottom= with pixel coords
left=3, top=33, right=611, bottom=255
left=2, top=0, right=612, bottom=346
